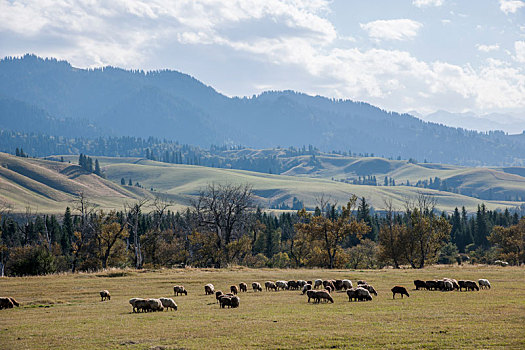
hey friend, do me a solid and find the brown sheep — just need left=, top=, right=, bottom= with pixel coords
left=334, top=280, right=344, bottom=291
left=464, top=280, right=479, bottom=291
left=230, top=295, right=240, bottom=308
left=346, top=288, right=359, bottom=302
left=100, top=290, right=111, bottom=301
left=315, top=290, right=334, bottom=303
left=265, top=281, right=278, bottom=291
left=288, top=280, right=299, bottom=290
left=391, top=286, right=410, bottom=299
left=230, top=285, right=239, bottom=295
left=0, top=297, right=15, bottom=309
left=219, top=295, right=232, bottom=308
left=426, top=280, right=438, bottom=290
left=239, top=282, right=248, bottom=292
left=205, top=283, right=215, bottom=295
left=173, top=285, right=188, bottom=296
left=306, top=290, right=319, bottom=303
left=414, top=280, right=427, bottom=290
left=323, top=280, right=336, bottom=292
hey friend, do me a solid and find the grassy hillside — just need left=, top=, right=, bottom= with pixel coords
left=0, top=153, right=153, bottom=213
left=2, top=153, right=522, bottom=214
left=1, top=266, right=523, bottom=349
left=95, top=157, right=520, bottom=213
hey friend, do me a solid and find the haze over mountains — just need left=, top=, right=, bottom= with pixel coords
left=1, top=54, right=525, bottom=167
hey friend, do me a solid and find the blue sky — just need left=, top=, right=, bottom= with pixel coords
left=1, top=0, right=524, bottom=129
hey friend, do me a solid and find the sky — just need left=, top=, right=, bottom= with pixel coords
left=1, top=0, right=524, bottom=131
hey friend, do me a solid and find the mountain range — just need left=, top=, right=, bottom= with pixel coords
left=1, top=54, right=524, bottom=167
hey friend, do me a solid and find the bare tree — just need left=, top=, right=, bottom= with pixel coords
left=192, top=183, right=254, bottom=267
left=71, top=192, right=97, bottom=272
left=124, top=198, right=148, bottom=269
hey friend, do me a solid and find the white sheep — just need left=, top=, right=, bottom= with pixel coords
left=252, top=282, right=262, bottom=292
left=159, top=297, right=178, bottom=311
left=204, top=283, right=215, bottom=295
left=146, top=298, right=164, bottom=312
left=276, top=280, right=289, bottom=290
left=342, top=279, right=353, bottom=290
left=478, top=279, right=491, bottom=289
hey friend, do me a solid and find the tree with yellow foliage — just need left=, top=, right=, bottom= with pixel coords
left=294, top=195, right=370, bottom=269
left=489, top=218, right=525, bottom=265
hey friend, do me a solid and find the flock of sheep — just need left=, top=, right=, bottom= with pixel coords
left=0, top=276, right=492, bottom=313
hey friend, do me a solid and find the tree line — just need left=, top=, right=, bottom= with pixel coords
left=0, top=186, right=523, bottom=276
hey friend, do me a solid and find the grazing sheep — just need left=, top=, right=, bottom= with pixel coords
left=346, top=288, right=361, bottom=302
left=426, top=280, right=438, bottom=291
left=173, top=285, right=188, bottom=296
left=230, top=285, right=239, bottom=295
left=436, top=280, right=446, bottom=291
left=215, top=291, right=224, bottom=303
left=159, top=297, right=178, bottom=311
left=355, top=287, right=373, bottom=301
left=391, top=286, right=410, bottom=299
left=414, top=280, right=427, bottom=290
left=358, top=283, right=378, bottom=296
left=276, top=281, right=289, bottom=291
left=443, top=280, right=453, bottom=291
left=204, top=284, right=215, bottom=295
left=323, top=280, right=336, bottom=292
left=133, top=299, right=150, bottom=312
left=252, top=282, right=262, bottom=292
left=302, top=284, right=312, bottom=295
left=334, top=280, right=344, bottom=291
left=8, top=297, right=19, bottom=307
left=230, top=295, right=240, bottom=308
left=342, top=279, right=353, bottom=290
left=314, top=279, right=323, bottom=289
left=297, top=280, right=307, bottom=287
left=315, top=290, right=334, bottom=303
left=99, top=290, right=111, bottom=301
left=265, top=281, right=273, bottom=291
left=306, top=290, right=319, bottom=303
left=444, top=278, right=459, bottom=290
left=325, top=286, right=333, bottom=293
left=239, top=282, right=248, bottom=292
left=357, top=280, right=366, bottom=285
left=265, top=281, right=278, bottom=291
left=288, top=280, right=299, bottom=290
left=219, top=295, right=232, bottom=308
left=0, top=297, right=14, bottom=309
left=129, top=298, right=144, bottom=313
left=478, top=279, right=491, bottom=289
left=147, top=298, right=164, bottom=312
left=464, top=280, right=479, bottom=291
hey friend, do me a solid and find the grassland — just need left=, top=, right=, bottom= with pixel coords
left=2, top=152, right=523, bottom=214
left=1, top=266, right=524, bottom=349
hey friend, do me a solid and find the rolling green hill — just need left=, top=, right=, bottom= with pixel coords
left=2, top=153, right=523, bottom=214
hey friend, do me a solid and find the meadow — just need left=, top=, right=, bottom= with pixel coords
left=1, top=266, right=524, bottom=349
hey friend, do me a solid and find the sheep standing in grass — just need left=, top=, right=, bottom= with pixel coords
left=297, top=280, right=307, bottom=288
left=239, top=282, right=248, bottom=292
left=276, top=281, right=289, bottom=290
left=358, top=283, right=377, bottom=296
left=478, top=279, right=491, bottom=289
left=444, top=278, right=459, bottom=291
left=355, top=287, right=373, bottom=301
left=306, top=290, right=319, bottom=303
left=204, top=284, right=215, bottom=295
left=443, top=280, right=453, bottom=291
left=315, top=290, right=334, bottom=303
left=129, top=298, right=144, bottom=313
left=230, top=285, right=239, bottom=295
left=159, top=298, right=178, bottom=311
left=414, top=280, right=427, bottom=290
left=391, top=286, right=410, bottom=299
left=252, top=282, right=262, bottom=292
left=342, top=279, right=353, bottom=290
left=464, top=280, right=479, bottom=291
left=334, top=280, right=344, bottom=291
left=323, top=280, right=336, bottom=292
left=346, top=289, right=359, bottom=302
left=100, top=290, right=111, bottom=301
left=288, top=280, right=299, bottom=290
left=215, top=291, right=224, bottom=303
left=265, top=281, right=278, bottom=291
left=173, top=285, right=188, bottom=296
left=314, top=279, right=323, bottom=289
left=147, top=298, right=164, bottom=312
left=0, top=297, right=15, bottom=309
left=302, top=284, right=312, bottom=295
left=230, top=296, right=240, bottom=308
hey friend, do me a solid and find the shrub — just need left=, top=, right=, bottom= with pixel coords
left=7, top=245, right=56, bottom=276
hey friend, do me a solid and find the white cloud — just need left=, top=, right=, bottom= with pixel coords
left=476, top=44, right=500, bottom=52
left=413, top=0, right=443, bottom=7
left=515, top=41, right=525, bottom=62
left=360, top=19, right=423, bottom=41
left=499, top=0, right=525, bottom=14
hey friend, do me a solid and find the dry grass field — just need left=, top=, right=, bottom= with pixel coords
left=1, top=266, right=524, bottom=349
